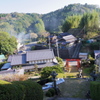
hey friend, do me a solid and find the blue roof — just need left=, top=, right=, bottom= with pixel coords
left=1, top=63, right=12, bottom=70
left=0, top=55, right=6, bottom=59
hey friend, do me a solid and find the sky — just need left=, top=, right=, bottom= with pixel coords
left=0, top=0, right=100, bottom=14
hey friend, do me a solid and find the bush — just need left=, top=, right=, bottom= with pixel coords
left=13, top=80, right=43, bottom=100
left=0, top=80, right=43, bottom=100
left=48, top=88, right=55, bottom=96
left=45, top=88, right=56, bottom=97
left=90, top=81, right=100, bottom=100
left=45, top=91, right=52, bottom=97
left=0, top=80, right=24, bottom=100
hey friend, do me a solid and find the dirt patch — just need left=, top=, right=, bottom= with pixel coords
left=58, top=78, right=90, bottom=99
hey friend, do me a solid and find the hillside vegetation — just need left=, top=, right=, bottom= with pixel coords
left=0, top=3, right=100, bottom=36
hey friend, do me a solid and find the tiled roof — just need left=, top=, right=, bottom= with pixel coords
left=11, top=54, right=26, bottom=66
left=22, top=62, right=57, bottom=70
left=62, top=35, right=77, bottom=42
left=7, top=55, right=13, bottom=62
left=26, top=49, right=54, bottom=61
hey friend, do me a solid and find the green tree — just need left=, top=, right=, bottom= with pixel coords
left=62, top=15, right=81, bottom=32
left=0, top=32, right=17, bottom=55
left=56, top=57, right=64, bottom=67
left=40, top=65, right=63, bottom=79
left=84, top=31, right=98, bottom=39
left=79, top=11, right=99, bottom=31
left=89, top=42, right=100, bottom=50
left=33, top=19, right=45, bottom=34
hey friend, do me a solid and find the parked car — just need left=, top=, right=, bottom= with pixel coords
left=56, top=78, right=65, bottom=85
left=42, top=82, right=53, bottom=90
left=42, top=78, right=65, bottom=90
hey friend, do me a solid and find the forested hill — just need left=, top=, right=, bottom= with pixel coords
left=0, top=3, right=100, bottom=36
left=42, top=3, right=100, bottom=33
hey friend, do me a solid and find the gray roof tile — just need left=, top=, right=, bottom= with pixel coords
left=11, top=54, right=26, bottom=66
left=7, top=55, right=13, bottom=62
left=22, top=62, right=57, bottom=70
left=26, top=49, right=54, bottom=61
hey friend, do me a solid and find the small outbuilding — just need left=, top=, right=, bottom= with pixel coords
left=79, top=53, right=88, bottom=60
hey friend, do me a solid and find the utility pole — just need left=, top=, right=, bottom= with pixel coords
left=56, top=39, right=59, bottom=57
left=29, top=30, right=31, bottom=43
left=48, top=36, right=51, bottom=49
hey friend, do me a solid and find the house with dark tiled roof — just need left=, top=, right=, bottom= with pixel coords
left=57, top=32, right=77, bottom=46
left=55, top=33, right=77, bottom=51
left=7, top=49, right=58, bottom=72
left=48, top=32, right=77, bottom=49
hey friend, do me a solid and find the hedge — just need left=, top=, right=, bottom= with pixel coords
left=90, top=81, right=100, bottom=100
left=0, top=80, right=43, bottom=100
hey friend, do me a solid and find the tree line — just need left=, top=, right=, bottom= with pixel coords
left=0, top=3, right=100, bottom=35
left=62, top=11, right=100, bottom=39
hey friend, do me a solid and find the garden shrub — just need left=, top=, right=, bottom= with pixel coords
left=0, top=81, right=24, bottom=100
left=48, top=88, right=56, bottom=96
left=0, top=80, right=43, bottom=100
left=45, top=90, right=52, bottom=97
left=45, top=88, right=56, bottom=97
left=13, top=80, right=43, bottom=100
left=90, top=81, right=100, bottom=100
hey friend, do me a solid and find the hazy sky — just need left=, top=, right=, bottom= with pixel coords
left=0, top=0, right=100, bottom=14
